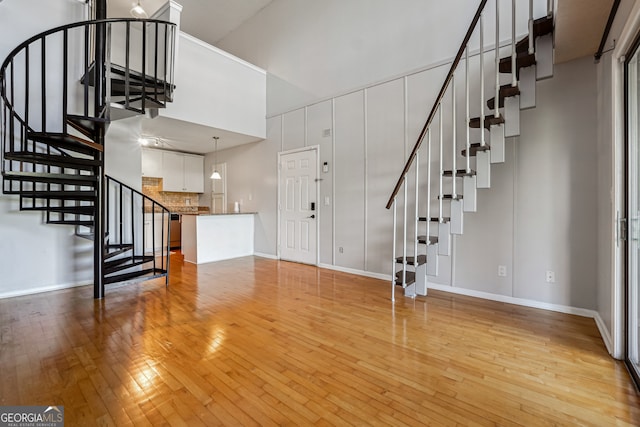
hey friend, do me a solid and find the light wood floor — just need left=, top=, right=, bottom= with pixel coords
left=1, top=255, right=639, bottom=426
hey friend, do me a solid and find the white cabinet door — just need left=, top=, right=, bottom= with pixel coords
left=162, top=151, right=185, bottom=192
left=183, top=154, right=204, bottom=193
left=141, top=148, right=163, bottom=177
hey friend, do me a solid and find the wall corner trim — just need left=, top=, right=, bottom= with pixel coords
left=594, top=311, right=616, bottom=358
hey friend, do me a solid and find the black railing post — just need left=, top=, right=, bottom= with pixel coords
left=93, top=0, right=107, bottom=299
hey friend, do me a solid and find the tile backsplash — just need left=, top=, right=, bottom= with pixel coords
left=142, top=177, right=204, bottom=213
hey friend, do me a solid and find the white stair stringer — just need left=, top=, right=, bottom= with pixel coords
left=463, top=175, right=477, bottom=212
left=490, top=123, right=505, bottom=163
left=476, top=150, right=491, bottom=189
left=451, top=199, right=463, bottom=235
left=438, top=222, right=451, bottom=256
left=415, top=263, right=427, bottom=296
left=504, top=94, right=521, bottom=137
left=404, top=282, right=416, bottom=298
left=427, top=243, right=439, bottom=276
left=536, top=34, right=554, bottom=80
left=519, top=65, right=537, bottom=109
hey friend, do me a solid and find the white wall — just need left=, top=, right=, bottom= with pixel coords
left=218, top=0, right=550, bottom=115
left=0, top=0, right=91, bottom=297
left=161, top=32, right=266, bottom=139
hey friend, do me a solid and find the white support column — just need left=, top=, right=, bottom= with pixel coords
left=511, top=0, right=517, bottom=88
left=426, top=129, right=438, bottom=277
left=465, top=47, right=470, bottom=174
left=414, top=152, right=419, bottom=267
left=480, top=13, right=486, bottom=148
left=452, top=74, right=457, bottom=199
left=438, top=105, right=450, bottom=256
left=402, top=180, right=408, bottom=287
left=495, top=0, right=501, bottom=118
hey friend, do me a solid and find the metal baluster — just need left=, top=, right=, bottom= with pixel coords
left=496, top=0, right=501, bottom=117
left=439, top=105, right=444, bottom=220
left=452, top=74, right=457, bottom=199
left=142, top=23, right=147, bottom=111
left=402, top=179, right=408, bottom=287
left=392, top=198, right=397, bottom=301
left=465, top=47, right=471, bottom=173
left=480, top=14, right=486, bottom=147
left=119, top=184, right=123, bottom=244
left=63, top=29, right=68, bottom=134
left=125, top=22, right=130, bottom=110
left=41, top=38, right=46, bottom=132
left=414, top=153, right=419, bottom=269
left=529, top=0, right=535, bottom=55
left=84, top=24, right=89, bottom=117
left=154, top=22, right=159, bottom=105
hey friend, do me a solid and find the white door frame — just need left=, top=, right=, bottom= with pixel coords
left=277, top=145, right=320, bottom=265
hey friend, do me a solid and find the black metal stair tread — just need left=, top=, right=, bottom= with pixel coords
left=81, top=62, right=174, bottom=91
left=2, top=171, right=97, bottom=185
left=515, top=15, right=554, bottom=54
left=499, top=52, right=536, bottom=75
left=20, top=190, right=96, bottom=201
left=487, top=84, right=521, bottom=110
left=104, top=268, right=166, bottom=285
left=22, top=205, right=95, bottom=215
left=115, top=95, right=165, bottom=109
left=395, top=255, right=427, bottom=266
left=438, top=194, right=463, bottom=200
left=419, top=217, right=450, bottom=222
left=469, top=115, right=505, bottom=130
left=104, top=244, right=134, bottom=260
left=66, top=115, right=110, bottom=139
left=4, top=151, right=100, bottom=170
left=394, top=270, right=416, bottom=286
left=47, top=219, right=94, bottom=226
left=76, top=233, right=95, bottom=241
left=105, top=256, right=154, bottom=275
left=27, top=132, right=103, bottom=155
left=461, top=143, right=491, bottom=157
left=417, top=235, right=439, bottom=245
left=443, top=169, right=476, bottom=177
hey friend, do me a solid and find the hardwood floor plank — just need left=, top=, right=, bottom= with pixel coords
left=0, top=255, right=639, bottom=426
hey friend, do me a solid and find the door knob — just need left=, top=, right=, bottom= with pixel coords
left=307, top=215, right=315, bottom=219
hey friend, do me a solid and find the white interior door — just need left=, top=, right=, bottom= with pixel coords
left=279, top=149, right=318, bottom=265
left=211, top=162, right=227, bottom=214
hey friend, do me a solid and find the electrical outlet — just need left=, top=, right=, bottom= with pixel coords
left=498, top=265, right=507, bottom=277
left=324, top=196, right=330, bottom=206
left=545, top=270, right=555, bottom=283
left=339, top=247, right=344, bottom=253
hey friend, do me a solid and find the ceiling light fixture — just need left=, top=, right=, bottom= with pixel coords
left=130, top=0, right=148, bottom=18
left=211, top=136, right=222, bottom=180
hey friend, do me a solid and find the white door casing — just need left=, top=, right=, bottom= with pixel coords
left=278, top=147, right=318, bottom=265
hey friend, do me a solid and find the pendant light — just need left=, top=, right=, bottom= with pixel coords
left=211, top=136, right=222, bottom=180
left=130, top=0, right=148, bottom=18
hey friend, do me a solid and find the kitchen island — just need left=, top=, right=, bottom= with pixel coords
left=181, top=213, right=255, bottom=264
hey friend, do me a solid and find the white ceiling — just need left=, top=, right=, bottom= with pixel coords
left=107, top=0, right=273, bottom=46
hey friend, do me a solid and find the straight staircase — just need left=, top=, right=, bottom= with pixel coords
left=0, top=16, right=177, bottom=297
left=388, top=0, right=555, bottom=300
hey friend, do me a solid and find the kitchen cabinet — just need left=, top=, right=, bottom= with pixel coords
left=141, top=149, right=204, bottom=193
left=141, top=148, right=163, bottom=177
left=162, top=151, right=204, bottom=193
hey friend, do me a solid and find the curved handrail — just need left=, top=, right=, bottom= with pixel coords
left=385, top=0, right=488, bottom=209
left=106, top=174, right=171, bottom=213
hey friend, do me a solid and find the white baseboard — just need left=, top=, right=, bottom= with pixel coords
left=0, top=281, right=90, bottom=299
left=254, top=252, right=279, bottom=260
left=594, top=311, right=615, bottom=356
left=426, top=283, right=597, bottom=318
left=318, top=263, right=391, bottom=281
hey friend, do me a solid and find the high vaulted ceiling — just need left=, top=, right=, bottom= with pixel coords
left=107, top=0, right=273, bottom=46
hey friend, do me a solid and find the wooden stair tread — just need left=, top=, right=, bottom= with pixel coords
left=394, top=270, right=416, bottom=287
left=461, top=143, right=491, bottom=157
left=469, top=115, right=505, bottom=130
left=395, top=254, right=427, bottom=266
left=417, top=235, right=439, bottom=245
left=419, top=217, right=450, bottom=223
left=515, top=15, right=554, bottom=54
left=487, top=84, right=521, bottom=110
left=438, top=194, right=463, bottom=200
left=499, top=52, right=536, bottom=75
left=443, top=169, right=476, bottom=177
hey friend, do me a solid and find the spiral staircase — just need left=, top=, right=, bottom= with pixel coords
left=0, top=10, right=176, bottom=298
left=389, top=0, right=555, bottom=299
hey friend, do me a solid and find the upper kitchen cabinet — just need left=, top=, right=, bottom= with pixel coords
left=141, top=148, right=163, bottom=177
left=162, top=151, right=204, bottom=193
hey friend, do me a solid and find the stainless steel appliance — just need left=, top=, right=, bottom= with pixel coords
left=170, top=213, right=181, bottom=249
